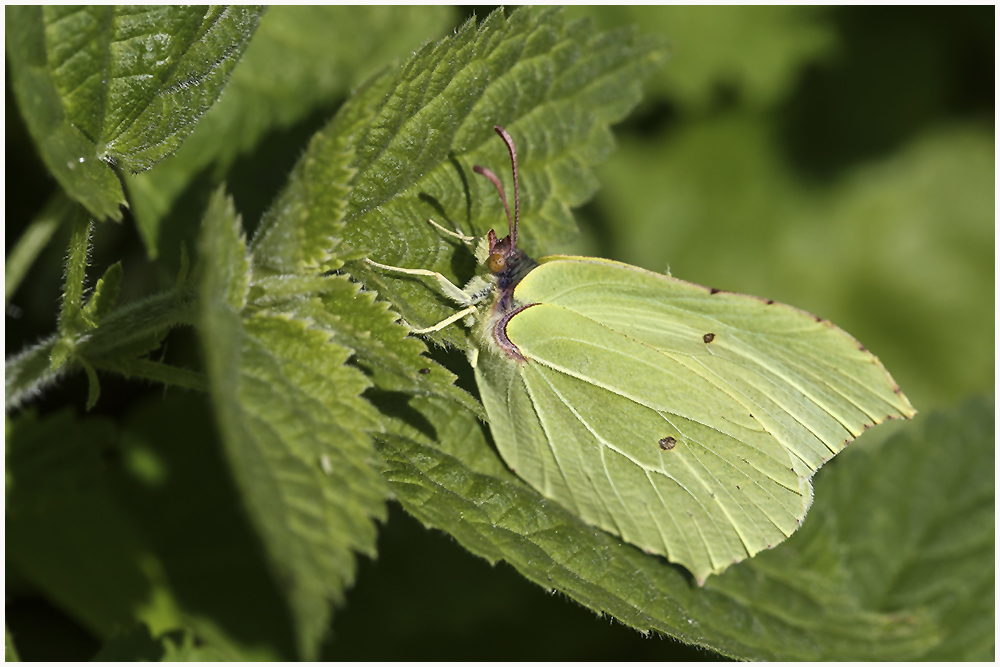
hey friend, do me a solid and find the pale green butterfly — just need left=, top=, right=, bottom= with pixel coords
left=367, top=126, right=915, bottom=584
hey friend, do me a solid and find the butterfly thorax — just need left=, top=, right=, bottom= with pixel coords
left=471, top=230, right=538, bottom=361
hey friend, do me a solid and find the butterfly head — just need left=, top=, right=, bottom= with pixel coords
left=474, top=126, right=522, bottom=277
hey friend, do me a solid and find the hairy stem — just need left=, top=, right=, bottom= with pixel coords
left=59, top=206, right=94, bottom=335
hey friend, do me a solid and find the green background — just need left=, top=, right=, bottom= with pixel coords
left=6, top=6, right=993, bottom=660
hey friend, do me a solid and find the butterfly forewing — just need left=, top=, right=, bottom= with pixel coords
left=517, top=257, right=914, bottom=464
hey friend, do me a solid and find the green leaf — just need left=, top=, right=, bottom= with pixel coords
left=126, top=6, right=455, bottom=259
left=335, top=7, right=665, bottom=349
left=248, top=6, right=663, bottom=412
left=569, top=6, right=836, bottom=111
left=5, top=6, right=262, bottom=221
left=253, top=273, right=484, bottom=419
left=198, top=188, right=389, bottom=659
left=250, top=68, right=396, bottom=273
left=80, top=356, right=101, bottom=411
left=81, top=262, right=123, bottom=327
left=5, top=336, right=63, bottom=412
left=6, top=410, right=185, bottom=639
left=377, top=393, right=993, bottom=660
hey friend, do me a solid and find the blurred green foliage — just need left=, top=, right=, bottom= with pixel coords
left=6, top=5, right=993, bottom=661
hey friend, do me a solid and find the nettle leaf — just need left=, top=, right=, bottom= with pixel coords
left=244, top=6, right=658, bottom=432
left=5, top=6, right=261, bottom=221
left=81, top=262, right=123, bottom=328
left=336, top=7, right=666, bottom=349
left=127, top=6, right=455, bottom=259
left=198, top=188, right=389, bottom=659
left=251, top=69, right=397, bottom=274
left=378, top=394, right=993, bottom=660
left=5, top=335, right=63, bottom=412
left=252, top=273, right=484, bottom=419
left=6, top=409, right=185, bottom=640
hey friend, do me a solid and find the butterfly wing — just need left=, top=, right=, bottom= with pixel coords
left=475, top=256, right=914, bottom=583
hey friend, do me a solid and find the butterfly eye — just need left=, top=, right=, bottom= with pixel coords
left=487, top=252, right=507, bottom=273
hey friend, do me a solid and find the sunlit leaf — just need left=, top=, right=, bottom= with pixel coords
left=253, top=273, right=483, bottom=419
left=6, top=6, right=261, bottom=220
left=127, top=6, right=454, bottom=258
left=198, top=187, right=388, bottom=659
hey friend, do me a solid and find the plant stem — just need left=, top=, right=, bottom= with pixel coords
left=59, top=205, right=93, bottom=335
left=6, top=287, right=200, bottom=412
left=5, top=335, right=62, bottom=411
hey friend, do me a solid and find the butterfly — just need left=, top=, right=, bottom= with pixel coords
left=367, top=125, right=915, bottom=583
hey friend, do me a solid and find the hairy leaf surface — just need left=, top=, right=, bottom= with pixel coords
left=199, top=188, right=388, bottom=659
left=6, top=6, right=261, bottom=220
left=127, top=6, right=453, bottom=258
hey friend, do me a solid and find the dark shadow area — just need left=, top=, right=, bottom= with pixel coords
left=425, top=341, right=480, bottom=401
left=364, top=389, right=439, bottom=441
left=227, top=102, right=345, bottom=239
left=109, top=392, right=299, bottom=659
left=326, top=502, right=727, bottom=661
left=616, top=97, right=682, bottom=138
left=5, top=394, right=300, bottom=660
left=780, top=6, right=994, bottom=180
left=5, top=596, right=102, bottom=661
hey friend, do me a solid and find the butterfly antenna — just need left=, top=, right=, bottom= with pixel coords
left=493, top=125, right=519, bottom=248
left=472, top=164, right=512, bottom=238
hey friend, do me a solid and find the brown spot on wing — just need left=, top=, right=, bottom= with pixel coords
left=703, top=332, right=715, bottom=344
left=659, top=436, right=676, bottom=450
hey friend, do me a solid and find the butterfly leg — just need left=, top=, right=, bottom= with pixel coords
left=427, top=218, right=475, bottom=244
left=409, top=305, right=478, bottom=334
left=363, top=258, right=473, bottom=306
